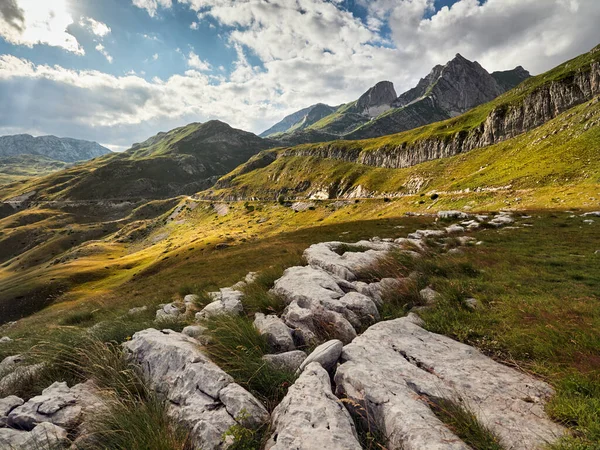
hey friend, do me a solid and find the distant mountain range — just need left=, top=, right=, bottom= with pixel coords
left=0, top=121, right=274, bottom=200
left=0, top=134, right=110, bottom=162
left=0, top=135, right=111, bottom=185
left=261, top=55, right=530, bottom=144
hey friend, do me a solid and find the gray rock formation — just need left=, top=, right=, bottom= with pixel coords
left=298, top=340, right=343, bottom=373
left=123, top=328, right=269, bottom=450
left=254, top=313, right=295, bottom=353
left=335, top=318, right=564, bottom=450
left=265, top=362, right=362, bottom=450
left=356, top=81, right=397, bottom=117
left=260, top=104, right=337, bottom=138
left=0, top=134, right=110, bottom=162
left=262, top=351, right=307, bottom=373
left=0, top=422, right=68, bottom=449
left=195, top=289, right=244, bottom=320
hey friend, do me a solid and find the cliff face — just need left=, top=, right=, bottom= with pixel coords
left=284, top=61, right=600, bottom=170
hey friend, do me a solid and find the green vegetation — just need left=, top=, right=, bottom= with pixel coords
left=213, top=95, right=600, bottom=210
left=0, top=154, right=69, bottom=185
left=202, top=315, right=296, bottom=410
left=429, top=397, right=504, bottom=450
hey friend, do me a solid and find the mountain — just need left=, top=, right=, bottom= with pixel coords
left=347, top=54, right=529, bottom=139
left=264, top=56, right=530, bottom=144
left=0, top=120, right=274, bottom=201
left=260, top=103, right=338, bottom=137
left=208, top=44, right=599, bottom=201
left=0, top=134, right=110, bottom=162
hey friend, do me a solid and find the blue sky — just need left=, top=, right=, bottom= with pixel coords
left=0, top=0, right=597, bottom=150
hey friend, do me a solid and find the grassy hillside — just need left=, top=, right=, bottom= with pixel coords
left=208, top=96, right=600, bottom=209
left=0, top=154, right=69, bottom=185
left=0, top=121, right=273, bottom=201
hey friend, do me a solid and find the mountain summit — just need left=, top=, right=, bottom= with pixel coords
left=264, top=55, right=530, bottom=144
left=0, top=134, right=110, bottom=162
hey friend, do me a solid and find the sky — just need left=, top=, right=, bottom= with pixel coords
left=0, top=0, right=598, bottom=151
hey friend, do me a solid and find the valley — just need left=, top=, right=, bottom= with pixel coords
left=0, top=32, right=598, bottom=450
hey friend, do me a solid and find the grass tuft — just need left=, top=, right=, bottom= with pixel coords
left=428, top=396, right=504, bottom=450
left=202, top=315, right=296, bottom=410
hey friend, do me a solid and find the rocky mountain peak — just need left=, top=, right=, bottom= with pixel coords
left=0, top=134, right=111, bottom=163
left=356, top=81, right=397, bottom=117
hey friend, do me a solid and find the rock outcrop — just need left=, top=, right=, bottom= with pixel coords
left=123, top=328, right=269, bottom=450
left=335, top=317, right=564, bottom=450
left=265, top=362, right=362, bottom=450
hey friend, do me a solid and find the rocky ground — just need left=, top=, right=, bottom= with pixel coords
left=1, top=210, right=588, bottom=449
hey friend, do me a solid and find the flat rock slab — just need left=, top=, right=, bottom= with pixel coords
left=335, top=318, right=564, bottom=450
left=123, top=328, right=268, bottom=450
left=303, top=240, right=395, bottom=281
left=0, top=422, right=68, bottom=449
left=266, top=362, right=361, bottom=450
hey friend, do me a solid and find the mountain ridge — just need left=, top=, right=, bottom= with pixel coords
left=0, top=134, right=111, bottom=162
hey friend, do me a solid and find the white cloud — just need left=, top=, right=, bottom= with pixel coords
left=190, top=21, right=199, bottom=30
left=0, top=0, right=83, bottom=54
left=95, top=44, right=113, bottom=63
left=152, top=53, right=159, bottom=61
left=187, top=51, right=211, bottom=71
left=132, top=0, right=173, bottom=18
left=80, top=17, right=111, bottom=37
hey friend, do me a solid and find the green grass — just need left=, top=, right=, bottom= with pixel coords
left=202, top=315, right=297, bottom=411
left=58, top=310, right=96, bottom=326
left=429, top=397, right=504, bottom=450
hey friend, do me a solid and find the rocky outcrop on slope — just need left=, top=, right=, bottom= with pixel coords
left=355, top=81, right=397, bottom=117
left=287, top=60, right=600, bottom=169
left=265, top=362, right=362, bottom=450
left=123, top=328, right=269, bottom=450
left=335, top=318, right=564, bottom=450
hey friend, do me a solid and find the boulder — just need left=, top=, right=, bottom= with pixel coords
left=0, top=422, right=68, bottom=449
left=195, top=290, right=244, bottom=320
left=419, top=287, right=441, bottom=305
left=273, top=266, right=358, bottom=344
left=8, top=382, right=81, bottom=431
left=488, top=213, right=515, bottom=227
left=0, top=337, right=11, bottom=344
left=582, top=211, right=600, bottom=217
left=438, top=211, right=470, bottom=220
left=0, top=395, right=23, bottom=426
left=408, top=229, right=446, bottom=239
left=265, top=362, right=361, bottom=450
left=298, top=340, right=343, bottom=373
left=155, top=302, right=185, bottom=322
left=303, top=240, right=395, bottom=281
left=183, top=294, right=200, bottom=311
left=128, top=305, right=148, bottom=315
left=123, top=328, right=269, bottom=450
left=182, top=325, right=210, bottom=343
left=335, top=318, right=564, bottom=450
left=254, top=314, right=295, bottom=353
left=445, top=224, right=465, bottom=234
left=0, top=355, right=24, bottom=375
left=262, top=351, right=307, bottom=373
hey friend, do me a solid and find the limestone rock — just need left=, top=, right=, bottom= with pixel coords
left=303, top=240, right=395, bottom=281
left=445, top=224, right=465, bottom=234
left=0, top=337, right=12, bottom=344
left=0, top=395, right=23, bottom=426
left=155, top=302, right=185, bottom=322
left=438, top=211, right=470, bottom=220
left=262, top=351, right=307, bottom=373
left=0, top=422, right=68, bottom=449
left=265, top=362, right=361, bottom=450
left=335, top=318, right=564, bottom=450
left=408, top=229, right=446, bottom=239
left=128, top=305, right=148, bottom=315
left=419, top=287, right=441, bottom=305
left=8, top=382, right=81, bottom=431
left=123, top=328, right=268, bottom=450
left=254, top=313, right=295, bottom=353
left=182, top=325, right=210, bottom=344
left=298, top=340, right=343, bottom=373
left=195, top=289, right=244, bottom=320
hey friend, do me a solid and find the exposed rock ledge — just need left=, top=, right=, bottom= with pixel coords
left=335, top=318, right=564, bottom=450
left=123, top=328, right=269, bottom=450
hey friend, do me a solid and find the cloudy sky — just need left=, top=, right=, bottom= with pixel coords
left=0, top=0, right=598, bottom=151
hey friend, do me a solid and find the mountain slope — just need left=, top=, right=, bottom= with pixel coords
left=266, top=56, right=528, bottom=145
left=208, top=44, right=600, bottom=201
left=0, top=134, right=110, bottom=162
left=0, top=154, right=69, bottom=185
left=260, top=103, right=338, bottom=137
left=346, top=55, right=529, bottom=140
left=0, top=121, right=274, bottom=201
